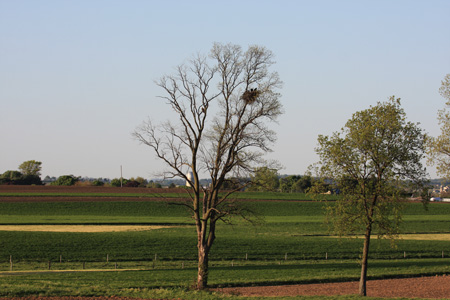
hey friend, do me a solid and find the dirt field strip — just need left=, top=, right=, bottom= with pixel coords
left=216, top=275, right=450, bottom=298
left=0, top=225, right=171, bottom=232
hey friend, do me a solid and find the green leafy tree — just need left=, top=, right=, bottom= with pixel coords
left=92, top=179, right=105, bottom=186
left=0, top=170, right=23, bottom=184
left=20, top=175, right=42, bottom=185
left=314, top=97, right=427, bottom=296
left=294, top=175, right=312, bottom=193
left=18, top=160, right=42, bottom=176
left=130, top=176, right=148, bottom=187
left=146, top=181, right=162, bottom=188
left=51, top=175, right=79, bottom=186
left=134, top=43, right=282, bottom=289
left=110, top=178, right=129, bottom=187
left=427, top=74, right=450, bottom=179
left=250, top=167, right=280, bottom=191
left=279, top=175, right=300, bottom=193
left=125, top=180, right=140, bottom=187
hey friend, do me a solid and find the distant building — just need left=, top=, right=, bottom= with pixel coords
left=186, top=171, right=194, bottom=187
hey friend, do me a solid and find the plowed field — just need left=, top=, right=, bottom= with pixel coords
left=216, top=275, right=450, bottom=298
left=1, top=276, right=450, bottom=299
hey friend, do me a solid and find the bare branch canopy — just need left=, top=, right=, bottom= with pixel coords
left=133, top=43, right=283, bottom=289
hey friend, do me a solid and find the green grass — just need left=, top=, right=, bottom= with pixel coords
left=1, top=201, right=450, bottom=262
left=1, top=192, right=450, bottom=298
left=0, top=258, right=449, bottom=298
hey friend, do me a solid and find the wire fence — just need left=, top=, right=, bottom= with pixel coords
left=3, top=250, right=450, bottom=273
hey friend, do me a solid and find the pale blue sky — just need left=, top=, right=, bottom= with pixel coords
left=1, top=0, right=449, bottom=179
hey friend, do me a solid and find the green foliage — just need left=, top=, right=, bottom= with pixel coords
left=18, top=160, right=42, bottom=176
left=249, top=166, right=279, bottom=191
left=130, top=176, right=147, bottom=187
left=125, top=180, right=140, bottom=187
left=110, top=178, right=129, bottom=187
left=147, top=181, right=162, bottom=188
left=315, top=97, right=427, bottom=237
left=314, top=97, right=428, bottom=294
left=51, top=175, right=79, bottom=186
left=279, top=175, right=312, bottom=193
left=91, top=179, right=104, bottom=186
left=20, top=175, right=42, bottom=185
left=0, top=170, right=23, bottom=184
left=0, top=171, right=41, bottom=185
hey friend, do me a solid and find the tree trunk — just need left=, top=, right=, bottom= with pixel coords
left=196, top=243, right=209, bottom=290
left=359, top=226, right=372, bottom=296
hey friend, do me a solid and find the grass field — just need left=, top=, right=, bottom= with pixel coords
left=1, top=187, right=450, bottom=299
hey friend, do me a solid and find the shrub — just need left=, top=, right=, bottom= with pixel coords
left=125, top=180, right=140, bottom=187
left=0, top=171, right=23, bottom=184
left=51, top=175, right=79, bottom=186
left=147, top=181, right=162, bottom=188
left=0, top=171, right=41, bottom=185
left=92, top=180, right=105, bottom=186
left=110, top=178, right=129, bottom=187
left=20, top=175, right=42, bottom=185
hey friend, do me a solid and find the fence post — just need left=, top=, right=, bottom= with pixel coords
left=285, top=253, right=287, bottom=261
left=326, top=252, right=328, bottom=260
left=9, top=255, right=12, bottom=271
left=60, top=255, right=62, bottom=263
left=48, top=261, right=51, bottom=270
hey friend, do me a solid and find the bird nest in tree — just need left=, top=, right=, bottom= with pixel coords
left=241, top=88, right=260, bottom=104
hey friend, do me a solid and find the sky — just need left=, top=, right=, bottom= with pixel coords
left=1, top=0, right=449, bottom=180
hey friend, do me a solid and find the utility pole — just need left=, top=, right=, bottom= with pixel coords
left=120, top=165, right=123, bottom=187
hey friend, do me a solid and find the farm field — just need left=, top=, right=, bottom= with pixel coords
left=1, top=186, right=450, bottom=299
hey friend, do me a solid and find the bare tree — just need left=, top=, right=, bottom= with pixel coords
left=133, top=43, right=283, bottom=289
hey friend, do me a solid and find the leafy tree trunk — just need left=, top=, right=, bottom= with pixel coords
left=359, top=225, right=372, bottom=296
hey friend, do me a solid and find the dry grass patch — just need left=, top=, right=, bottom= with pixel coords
left=399, top=233, right=450, bottom=241
left=0, top=225, right=172, bottom=233
left=327, top=233, right=450, bottom=241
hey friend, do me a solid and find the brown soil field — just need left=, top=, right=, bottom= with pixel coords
left=0, top=298, right=176, bottom=300
left=0, top=196, right=187, bottom=202
left=0, top=185, right=189, bottom=202
left=0, top=225, right=172, bottom=232
left=0, top=185, right=188, bottom=194
left=216, top=275, right=450, bottom=298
